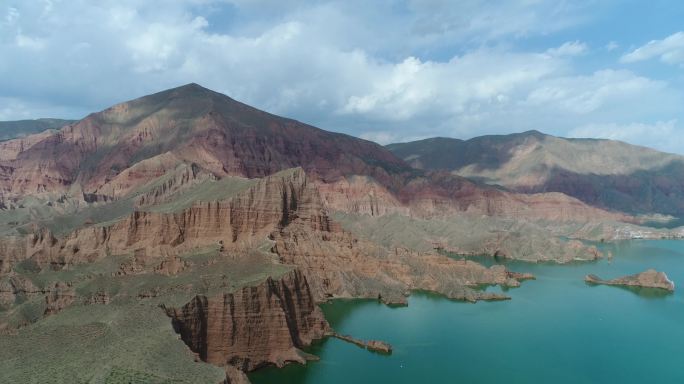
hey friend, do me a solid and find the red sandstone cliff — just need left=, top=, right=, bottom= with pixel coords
left=1, top=168, right=317, bottom=272
left=165, top=269, right=330, bottom=371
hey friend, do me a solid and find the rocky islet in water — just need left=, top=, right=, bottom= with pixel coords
left=585, top=269, right=675, bottom=292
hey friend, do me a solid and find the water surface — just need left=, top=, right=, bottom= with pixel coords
left=251, top=240, right=684, bottom=383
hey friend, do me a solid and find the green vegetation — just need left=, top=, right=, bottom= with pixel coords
left=332, top=211, right=607, bottom=263
left=0, top=163, right=256, bottom=237
left=143, top=176, right=256, bottom=213
left=0, top=243, right=292, bottom=383
left=0, top=303, right=225, bottom=384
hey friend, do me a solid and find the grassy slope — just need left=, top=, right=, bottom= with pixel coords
left=0, top=170, right=285, bottom=383
left=1, top=244, right=292, bottom=383
left=143, top=176, right=256, bottom=213
left=0, top=165, right=256, bottom=236
left=332, top=212, right=608, bottom=263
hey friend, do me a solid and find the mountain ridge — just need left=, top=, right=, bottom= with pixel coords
left=387, top=131, right=684, bottom=216
left=0, top=118, right=75, bottom=141
left=0, top=83, right=413, bottom=199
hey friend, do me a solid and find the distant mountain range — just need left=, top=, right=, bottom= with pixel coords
left=0, top=118, right=74, bottom=140
left=0, top=84, right=625, bottom=225
left=4, top=87, right=681, bottom=219
left=388, top=131, right=684, bottom=217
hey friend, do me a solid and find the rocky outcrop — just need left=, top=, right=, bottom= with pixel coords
left=0, top=168, right=325, bottom=272
left=585, top=269, right=675, bottom=291
left=315, top=176, right=409, bottom=217
left=222, top=366, right=251, bottom=384
left=273, top=215, right=531, bottom=303
left=331, top=333, right=392, bottom=354
left=73, top=153, right=212, bottom=208
left=0, top=275, right=76, bottom=311
left=0, top=275, right=76, bottom=329
left=0, top=129, right=57, bottom=161
left=1, top=167, right=541, bottom=311
left=134, top=161, right=214, bottom=208
left=153, top=256, right=190, bottom=276
left=43, top=281, right=75, bottom=315
left=0, top=274, right=39, bottom=307
left=165, top=269, right=330, bottom=372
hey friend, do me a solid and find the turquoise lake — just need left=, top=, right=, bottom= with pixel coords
left=250, top=240, right=684, bottom=383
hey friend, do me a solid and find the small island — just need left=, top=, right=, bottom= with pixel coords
left=585, top=269, right=675, bottom=292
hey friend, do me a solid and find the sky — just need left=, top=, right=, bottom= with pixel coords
left=2, top=1, right=684, bottom=153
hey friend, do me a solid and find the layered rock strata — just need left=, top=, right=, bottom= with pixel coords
left=0, top=168, right=315, bottom=272
left=165, top=270, right=330, bottom=371
left=1, top=168, right=535, bottom=304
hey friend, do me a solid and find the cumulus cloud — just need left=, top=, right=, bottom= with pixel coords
left=621, top=31, right=684, bottom=65
left=524, top=70, right=669, bottom=114
left=405, top=0, right=591, bottom=46
left=339, top=50, right=564, bottom=121
left=0, top=1, right=683, bottom=153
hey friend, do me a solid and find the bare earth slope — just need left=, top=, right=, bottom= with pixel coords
left=0, top=83, right=408, bottom=199
left=387, top=131, right=684, bottom=217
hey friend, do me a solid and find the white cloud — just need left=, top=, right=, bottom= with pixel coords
left=406, top=0, right=591, bottom=45
left=359, top=131, right=399, bottom=145
left=605, top=41, right=619, bottom=51
left=0, top=1, right=683, bottom=154
left=0, top=97, right=86, bottom=121
left=569, top=120, right=684, bottom=153
left=525, top=70, right=667, bottom=114
left=4, top=7, right=19, bottom=24
left=570, top=120, right=676, bottom=140
left=360, top=131, right=431, bottom=145
left=621, top=31, right=684, bottom=65
left=15, top=32, right=45, bottom=50
left=546, top=41, right=588, bottom=56
left=340, top=50, right=564, bottom=121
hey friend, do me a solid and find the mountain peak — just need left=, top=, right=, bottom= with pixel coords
left=175, top=82, right=209, bottom=91
left=518, top=130, right=547, bottom=138
left=166, top=82, right=217, bottom=98
left=12, top=83, right=410, bottom=194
